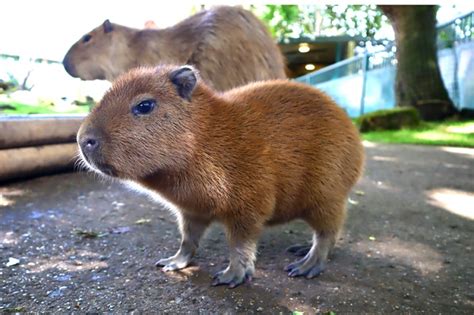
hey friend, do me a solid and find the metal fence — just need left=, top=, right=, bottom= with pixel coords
left=437, top=11, right=474, bottom=49
left=296, top=49, right=397, bottom=117
left=296, top=11, right=474, bottom=117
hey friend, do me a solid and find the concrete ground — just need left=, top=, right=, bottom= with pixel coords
left=1, top=142, right=473, bottom=313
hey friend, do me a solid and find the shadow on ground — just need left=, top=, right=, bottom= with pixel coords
left=1, top=143, right=473, bottom=313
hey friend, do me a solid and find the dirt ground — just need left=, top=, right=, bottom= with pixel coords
left=1, top=142, right=473, bottom=313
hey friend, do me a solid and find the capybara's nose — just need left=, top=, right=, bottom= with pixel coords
left=80, top=136, right=100, bottom=156
left=63, top=54, right=78, bottom=77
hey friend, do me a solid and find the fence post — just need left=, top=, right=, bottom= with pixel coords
left=359, top=52, right=369, bottom=117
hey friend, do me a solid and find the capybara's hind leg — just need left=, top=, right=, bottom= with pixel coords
left=285, top=202, right=345, bottom=278
left=286, top=244, right=312, bottom=257
left=285, top=231, right=337, bottom=278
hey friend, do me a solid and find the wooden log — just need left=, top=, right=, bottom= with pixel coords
left=0, top=143, right=80, bottom=183
left=0, top=115, right=85, bottom=149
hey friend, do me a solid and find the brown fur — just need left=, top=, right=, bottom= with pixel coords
left=77, top=65, right=364, bottom=287
left=63, top=6, right=286, bottom=91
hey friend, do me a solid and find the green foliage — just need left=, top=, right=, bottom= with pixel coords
left=0, top=81, right=16, bottom=93
left=72, top=96, right=96, bottom=111
left=0, top=76, right=20, bottom=94
left=325, top=5, right=385, bottom=39
left=261, top=5, right=302, bottom=40
left=361, top=120, right=474, bottom=147
left=2, top=306, right=25, bottom=313
left=357, top=107, right=421, bottom=132
left=437, top=27, right=455, bottom=49
left=257, top=5, right=388, bottom=41
left=0, top=101, right=89, bottom=115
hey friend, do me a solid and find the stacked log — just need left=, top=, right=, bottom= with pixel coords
left=0, top=115, right=86, bottom=183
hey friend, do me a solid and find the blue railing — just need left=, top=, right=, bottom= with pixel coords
left=296, top=11, right=474, bottom=117
left=296, top=48, right=397, bottom=117
left=437, top=11, right=474, bottom=49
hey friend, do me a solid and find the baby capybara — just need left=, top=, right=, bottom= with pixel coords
left=77, top=65, right=364, bottom=288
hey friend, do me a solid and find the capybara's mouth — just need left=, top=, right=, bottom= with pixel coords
left=93, top=161, right=117, bottom=177
left=79, top=150, right=117, bottom=177
left=93, top=73, right=106, bottom=81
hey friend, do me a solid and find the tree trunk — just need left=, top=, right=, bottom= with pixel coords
left=380, top=5, right=457, bottom=121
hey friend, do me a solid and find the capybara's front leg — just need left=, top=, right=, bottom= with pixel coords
left=156, top=214, right=210, bottom=271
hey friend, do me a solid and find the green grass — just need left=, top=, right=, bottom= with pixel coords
left=356, top=107, right=419, bottom=123
left=361, top=120, right=474, bottom=147
left=0, top=101, right=89, bottom=115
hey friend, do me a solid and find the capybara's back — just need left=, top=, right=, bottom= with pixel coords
left=63, top=6, right=286, bottom=91
left=222, top=81, right=364, bottom=229
left=185, top=6, right=287, bottom=89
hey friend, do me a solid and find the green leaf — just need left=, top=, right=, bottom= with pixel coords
left=135, top=218, right=152, bottom=225
left=3, top=306, right=25, bottom=313
left=73, top=229, right=108, bottom=239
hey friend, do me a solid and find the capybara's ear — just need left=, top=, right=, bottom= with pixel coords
left=103, top=19, right=113, bottom=33
left=169, top=66, right=197, bottom=101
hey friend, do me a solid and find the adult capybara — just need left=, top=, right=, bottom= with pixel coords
left=63, top=6, right=286, bottom=91
left=77, top=65, right=364, bottom=288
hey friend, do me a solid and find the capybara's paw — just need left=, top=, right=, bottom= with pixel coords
left=286, top=244, right=312, bottom=257
left=285, top=257, right=325, bottom=279
left=155, top=255, right=191, bottom=271
left=211, top=266, right=253, bottom=288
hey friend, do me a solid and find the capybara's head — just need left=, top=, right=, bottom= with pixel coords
left=77, top=65, right=203, bottom=180
left=63, top=20, right=132, bottom=81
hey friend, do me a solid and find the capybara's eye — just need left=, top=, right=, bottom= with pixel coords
left=83, top=34, right=92, bottom=43
left=132, top=99, right=156, bottom=116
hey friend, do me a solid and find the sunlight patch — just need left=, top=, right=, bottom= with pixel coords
left=0, top=195, right=14, bottom=207
left=426, top=188, right=474, bottom=220
left=372, top=155, right=398, bottom=162
left=445, top=123, right=474, bottom=134
left=362, top=140, right=377, bottom=148
left=27, top=257, right=108, bottom=273
left=442, top=162, right=469, bottom=170
left=414, top=131, right=452, bottom=141
left=352, top=238, right=443, bottom=275
left=0, top=188, right=26, bottom=207
left=0, top=231, right=19, bottom=246
left=440, top=147, right=474, bottom=159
